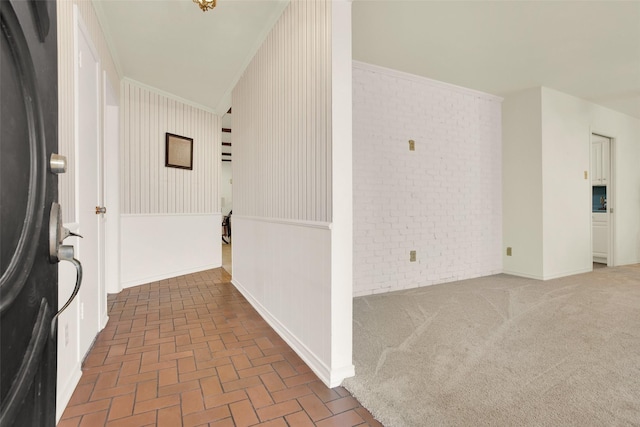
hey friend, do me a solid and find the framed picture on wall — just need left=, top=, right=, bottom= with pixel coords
left=165, top=133, right=193, bottom=170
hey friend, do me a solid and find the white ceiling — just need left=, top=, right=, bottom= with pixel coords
left=352, top=0, right=640, bottom=119
left=95, top=0, right=640, bottom=119
left=94, top=0, right=288, bottom=114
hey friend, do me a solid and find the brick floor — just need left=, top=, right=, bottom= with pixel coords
left=59, top=268, right=381, bottom=426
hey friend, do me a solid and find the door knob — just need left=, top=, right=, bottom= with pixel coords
left=49, top=153, right=67, bottom=174
left=95, top=206, right=107, bottom=215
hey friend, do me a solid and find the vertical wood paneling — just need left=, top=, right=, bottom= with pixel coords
left=122, top=81, right=129, bottom=214
left=120, top=80, right=220, bottom=214
left=57, top=0, right=74, bottom=221
left=57, top=0, right=121, bottom=222
left=132, top=86, right=139, bottom=213
left=233, top=0, right=332, bottom=222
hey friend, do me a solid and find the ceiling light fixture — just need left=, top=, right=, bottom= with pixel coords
left=193, top=0, right=216, bottom=12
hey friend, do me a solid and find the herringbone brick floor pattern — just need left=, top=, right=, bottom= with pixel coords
left=58, top=268, right=381, bottom=427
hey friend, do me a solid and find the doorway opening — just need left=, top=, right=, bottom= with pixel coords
left=221, top=109, right=233, bottom=274
left=591, top=133, right=615, bottom=268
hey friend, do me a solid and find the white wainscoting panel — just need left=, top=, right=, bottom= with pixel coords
left=121, top=80, right=220, bottom=215
left=120, top=214, right=221, bottom=288
left=231, top=216, right=352, bottom=386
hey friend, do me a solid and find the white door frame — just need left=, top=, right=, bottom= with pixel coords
left=591, top=131, right=616, bottom=267
left=74, top=8, right=105, bottom=356
left=606, top=135, right=616, bottom=267
left=103, top=73, right=121, bottom=298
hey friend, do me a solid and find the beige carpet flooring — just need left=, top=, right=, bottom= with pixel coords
left=343, top=265, right=640, bottom=426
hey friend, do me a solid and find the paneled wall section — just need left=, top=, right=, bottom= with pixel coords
left=57, top=0, right=120, bottom=222
left=231, top=0, right=356, bottom=387
left=121, top=80, right=220, bottom=214
left=352, top=62, right=503, bottom=296
left=233, top=0, right=332, bottom=222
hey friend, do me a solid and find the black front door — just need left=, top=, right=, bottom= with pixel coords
left=1, top=0, right=58, bottom=425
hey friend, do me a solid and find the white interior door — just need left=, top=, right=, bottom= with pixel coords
left=76, top=20, right=105, bottom=357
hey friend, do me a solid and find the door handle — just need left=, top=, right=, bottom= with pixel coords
left=50, top=256, right=82, bottom=338
left=49, top=203, right=82, bottom=263
left=95, top=206, right=106, bottom=215
left=49, top=203, right=83, bottom=338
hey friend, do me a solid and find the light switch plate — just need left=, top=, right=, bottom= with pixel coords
left=409, top=140, right=415, bottom=151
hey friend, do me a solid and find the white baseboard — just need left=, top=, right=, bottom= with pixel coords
left=121, top=263, right=220, bottom=289
left=542, top=267, right=593, bottom=280
left=329, top=364, right=356, bottom=388
left=56, top=362, right=82, bottom=423
left=232, top=277, right=351, bottom=388
left=502, top=270, right=545, bottom=280
left=504, top=267, right=593, bottom=281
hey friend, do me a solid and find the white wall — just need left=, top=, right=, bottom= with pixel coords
left=541, top=88, right=592, bottom=278
left=232, top=0, right=354, bottom=387
left=120, top=80, right=222, bottom=287
left=502, top=87, right=640, bottom=280
left=502, top=88, right=544, bottom=278
left=352, top=62, right=503, bottom=296
left=56, top=1, right=121, bottom=421
left=542, top=87, right=640, bottom=273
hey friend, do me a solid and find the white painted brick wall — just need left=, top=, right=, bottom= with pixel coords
left=353, top=62, right=503, bottom=296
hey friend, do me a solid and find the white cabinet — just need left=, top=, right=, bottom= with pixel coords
left=592, top=212, right=608, bottom=263
left=591, top=138, right=609, bottom=185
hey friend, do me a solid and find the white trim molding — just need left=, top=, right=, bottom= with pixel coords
left=122, top=77, right=218, bottom=115
left=353, top=60, right=504, bottom=102
left=232, top=215, right=331, bottom=230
